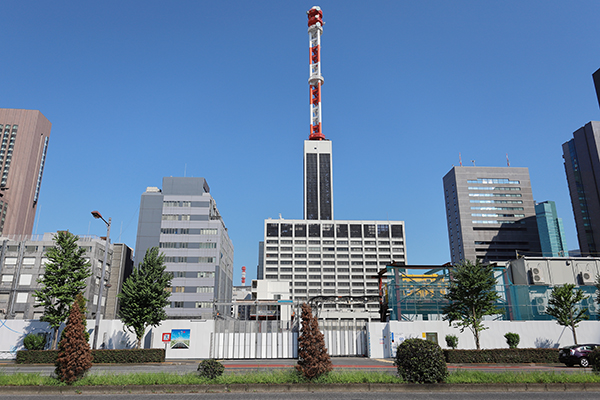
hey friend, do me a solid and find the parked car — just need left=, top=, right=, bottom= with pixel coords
left=558, top=344, right=600, bottom=367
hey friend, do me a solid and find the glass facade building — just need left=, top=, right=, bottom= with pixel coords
left=535, top=201, right=569, bottom=257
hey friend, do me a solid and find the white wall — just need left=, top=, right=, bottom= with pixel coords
left=367, top=320, right=600, bottom=358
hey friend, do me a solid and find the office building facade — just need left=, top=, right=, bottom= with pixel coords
left=260, top=219, right=405, bottom=320
left=535, top=201, right=569, bottom=257
left=0, top=109, right=51, bottom=237
left=443, top=166, right=541, bottom=264
left=0, top=233, right=127, bottom=320
left=134, top=177, right=234, bottom=319
left=563, top=121, right=600, bottom=256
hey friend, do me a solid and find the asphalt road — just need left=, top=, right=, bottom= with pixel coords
left=0, top=358, right=592, bottom=375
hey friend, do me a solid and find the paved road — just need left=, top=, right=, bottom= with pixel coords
left=0, top=357, right=591, bottom=375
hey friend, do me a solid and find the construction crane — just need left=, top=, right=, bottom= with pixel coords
left=307, top=6, right=325, bottom=141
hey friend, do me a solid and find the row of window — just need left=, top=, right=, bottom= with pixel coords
left=165, top=286, right=214, bottom=293
left=265, top=239, right=403, bottom=245
left=265, top=260, right=388, bottom=266
left=266, top=253, right=395, bottom=259
left=471, top=213, right=525, bottom=218
left=467, top=178, right=520, bottom=184
left=164, top=256, right=217, bottom=263
left=159, top=242, right=217, bottom=249
left=467, top=186, right=521, bottom=191
left=169, top=301, right=212, bottom=309
left=469, top=193, right=522, bottom=197
left=266, top=223, right=403, bottom=238
left=266, top=246, right=401, bottom=253
left=160, top=228, right=218, bottom=235
left=0, top=125, right=18, bottom=131
left=471, top=206, right=524, bottom=211
left=470, top=199, right=523, bottom=204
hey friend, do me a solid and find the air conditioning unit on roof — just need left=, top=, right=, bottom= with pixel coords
left=530, top=264, right=546, bottom=284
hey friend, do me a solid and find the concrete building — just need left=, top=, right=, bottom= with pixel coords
left=443, top=166, right=541, bottom=264
left=535, top=201, right=569, bottom=257
left=134, top=177, right=234, bottom=319
left=259, top=218, right=406, bottom=321
left=0, top=109, right=51, bottom=237
left=0, top=233, right=131, bottom=320
left=563, top=121, right=600, bottom=256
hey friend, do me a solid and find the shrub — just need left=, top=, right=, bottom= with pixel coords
left=296, top=303, right=333, bottom=380
left=197, top=359, right=225, bottom=379
left=55, top=301, right=92, bottom=383
left=23, top=333, right=46, bottom=350
left=16, top=348, right=165, bottom=364
left=444, top=348, right=558, bottom=363
left=445, top=334, right=458, bottom=349
left=590, top=347, right=600, bottom=373
left=504, top=332, right=520, bottom=349
left=394, top=338, right=448, bottom=383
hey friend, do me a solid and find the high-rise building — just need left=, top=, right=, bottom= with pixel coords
left=562, top=121, right=600, bottom=256
left=535, top=201, right=569, bottom=257
left=134, top=177, right=234, bottom=319
left=258, top=7, right=406, bottom=321
left=443, top=166, right=541, bottom=264
left=0, top=109, right=51, bottom=237
left=593, top=68, right=600, bottom=109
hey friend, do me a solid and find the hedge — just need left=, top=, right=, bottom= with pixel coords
left=444, top=348, right=559, bottom=364
left=16, top=349, right=165, bottom=364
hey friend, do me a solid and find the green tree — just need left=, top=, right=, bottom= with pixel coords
left=118, top=247, right=172, bottom=349
left=545, top=283, right=588, bottom=344
left=34, top=231, right=91, bottom=350
left=442, top=260, right=501, bottom=350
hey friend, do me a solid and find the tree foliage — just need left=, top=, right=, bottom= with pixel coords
left=442, top=260, right=501, bottom=350
left=118, top=247, right=172, bottom=349
left=34, top=231, right=91, bottom=349
left=394, top=338, right=448, bottom=383
left=296, top=303, right=332, bottom=380
left=55, top=301, right=93, bottom=384
left=545, top=283, right=588, bottom=344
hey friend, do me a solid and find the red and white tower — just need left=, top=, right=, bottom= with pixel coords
left=307, top=6, right=325, bottom=140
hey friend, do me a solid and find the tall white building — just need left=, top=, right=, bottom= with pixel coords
left=134, top=177, right=234, bottom=319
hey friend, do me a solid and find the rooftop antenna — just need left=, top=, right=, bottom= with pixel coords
left=506, top=153, right=510, bottom=167
left=459, top=153, right=463, bottom=167
left=471, top=160, right=476, bottom=166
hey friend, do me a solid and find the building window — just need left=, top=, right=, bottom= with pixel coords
left=267, top=223, right=279, bottom=237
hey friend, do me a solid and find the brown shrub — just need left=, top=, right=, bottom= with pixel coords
left=296, top=303, right=332, bottom=380
left=55, top=301, right=92, bottom=383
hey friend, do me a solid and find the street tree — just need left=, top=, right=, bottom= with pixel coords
left=55, top=301, right=93, bottom=383
left=118, top=247, right=172, bottom=349
left=34, top=231, right=91, bottom=349
left=545, top=283, right=588, bottom=344
left=442, top=259, right=501, bottom=350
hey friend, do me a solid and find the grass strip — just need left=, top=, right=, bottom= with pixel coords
left=1, top=369, right=600, bottom=386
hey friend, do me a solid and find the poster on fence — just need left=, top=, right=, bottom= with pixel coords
left=170, top=329, right=190, bottom=349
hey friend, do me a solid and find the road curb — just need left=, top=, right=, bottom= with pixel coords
left=2, top=382, right=600, bottom=395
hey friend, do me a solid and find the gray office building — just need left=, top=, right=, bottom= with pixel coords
left=443, top=166, right=541, bottom=264
left=563, top=121, right=600, bottom=256
left=134, top=177, right=234, bottom=319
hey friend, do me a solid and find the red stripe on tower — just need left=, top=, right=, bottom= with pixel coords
left=307, top=6, right=325, bottom=140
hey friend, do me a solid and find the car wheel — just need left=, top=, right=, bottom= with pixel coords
left=580, top=357, right=590, bottom=368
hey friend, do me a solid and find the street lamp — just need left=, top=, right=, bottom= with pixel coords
left=91, top=210, right=111, bottom=350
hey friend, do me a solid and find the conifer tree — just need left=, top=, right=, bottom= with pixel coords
left=34, top=231, right=91, bottom=349
left=296, top=303, right=332, bottom=380
left=55, top=301, right=93, bottom=384
left=118, top=247, right=172, bottom=348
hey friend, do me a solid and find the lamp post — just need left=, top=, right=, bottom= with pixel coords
left=91, top=210, right=111, bottom=350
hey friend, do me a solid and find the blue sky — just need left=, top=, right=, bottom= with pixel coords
left=3, top=1, right=600, bottom=285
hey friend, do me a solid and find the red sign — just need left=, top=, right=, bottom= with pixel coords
left=162, top=333, right=171, bottom=343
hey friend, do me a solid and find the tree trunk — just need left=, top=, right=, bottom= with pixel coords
left=474, top=328, right=480, bottom=350
left=51, top=326, right=59, bottom=350
left=572, top=324, right=578, bottom=345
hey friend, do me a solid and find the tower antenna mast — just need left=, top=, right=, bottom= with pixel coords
left=307, top=6, right=325, bottom=140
